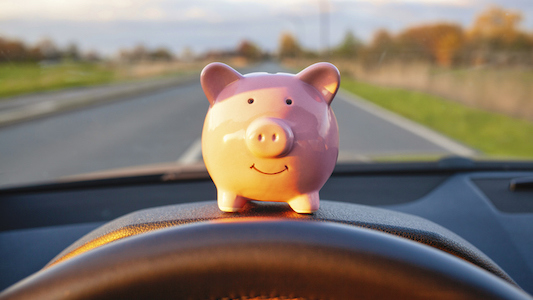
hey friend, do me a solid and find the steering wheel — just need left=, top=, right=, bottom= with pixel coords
left=1, top=202, right=531, bottom=299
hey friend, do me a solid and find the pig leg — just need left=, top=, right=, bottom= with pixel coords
left=217, top=190, right=248, bottom=212
left=288, top=192, right=319, bottom=214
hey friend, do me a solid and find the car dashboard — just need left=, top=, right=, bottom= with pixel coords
left=1, top=161, right=533, bottom=298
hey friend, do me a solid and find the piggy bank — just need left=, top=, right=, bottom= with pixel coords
left=201, top=62, right=340, bottom=213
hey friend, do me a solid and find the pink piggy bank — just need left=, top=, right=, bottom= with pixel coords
left=201, top=62, right=340, bottom=214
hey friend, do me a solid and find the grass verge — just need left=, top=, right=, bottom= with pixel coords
left=341, top=79, right=533, bottom=159
left=0, top=62, right=116, bottom=99
left=0, top=61, right=204, bottom=100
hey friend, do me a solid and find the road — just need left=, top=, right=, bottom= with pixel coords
left=0, top=62, right=473, bottom=187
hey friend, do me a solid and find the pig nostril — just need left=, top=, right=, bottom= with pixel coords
left=258, top=134, right=264, bottom=141
left=272, top=134, right=278, bottom=142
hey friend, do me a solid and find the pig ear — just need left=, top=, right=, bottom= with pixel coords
left=296, top=62, right=340, bottom=105
left=201, top=62, right=244, bottom=105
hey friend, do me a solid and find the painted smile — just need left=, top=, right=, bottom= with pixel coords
left=250, top=164, right=288, bottom=175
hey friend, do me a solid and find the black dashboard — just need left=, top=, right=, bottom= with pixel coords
left=1, top=161, right=532, bottom=296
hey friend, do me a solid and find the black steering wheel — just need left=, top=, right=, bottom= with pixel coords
left=1, top=202, right=531, bottom=299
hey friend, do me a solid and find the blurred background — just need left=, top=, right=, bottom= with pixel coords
left=0, top=0, right=532, bottom=186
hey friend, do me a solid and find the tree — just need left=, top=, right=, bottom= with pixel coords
left=34, top=38, right=61, bottom=60
left=434, top=29, right=463, bottom=66
left=278, top=32, right=302, bottom=59
left=369, top=29, right=394, bottom=50
left=237, top=40, right=262, bottom=61
left=396, top=23, right=464, bottom=65
left=469, top=6, right=523, bottom=47
left=466, top=6, right=533, bottom=64
left=150, top=47, right=173, bottom=61
left=0, top=38, right=27, bottom=62
left=333, top=30, right=363, bottom=58
left=359, top=29, right=394, bottom=64
left=83, top=50, right=101, bottom=62
left=63, top=43, right=80, bottom=61
left=131, top=44, right=149, bottom=61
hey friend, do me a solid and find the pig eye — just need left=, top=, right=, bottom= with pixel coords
left=248, top=98, right=254, bottom=104
left=285, top=99, right=293, bottom=105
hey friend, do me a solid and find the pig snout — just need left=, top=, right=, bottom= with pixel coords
left=245, top=118, right=294, bottom=158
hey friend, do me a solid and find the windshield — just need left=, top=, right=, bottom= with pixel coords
left=0, top=0, right=532, bottom=188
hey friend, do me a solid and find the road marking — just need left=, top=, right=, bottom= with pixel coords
left=338, top=152, right=372, bottom=163
left=337, top=89, right=477, bottom=157
left=0, top=101, right=59, bottom=125
left=177, top=138, right=203, bottom=164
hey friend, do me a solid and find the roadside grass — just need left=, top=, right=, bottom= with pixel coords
left=335, top=60, right=533, bottom=120
left=0, top=61, right=205, bottom=100
left=0, top=62, right=116, bottom=98
left=341, top=79, right=533, bottom=159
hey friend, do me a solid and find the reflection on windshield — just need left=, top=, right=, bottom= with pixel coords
left=0, top=1, right=532, bottom=187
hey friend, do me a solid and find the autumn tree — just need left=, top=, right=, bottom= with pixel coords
left=469, top=6, right=523, bottom=48
left=434, top=28, right=464, bottom=66
left=370, top=29, right=394, bottom=50
left=357, top=6, right=533, bottom=67
left=0, top=37, right=98, bottom=63
left=466, top=6, right=533, bottom=64
left=0, top=38, right=27, bottom=62
left=278, top=32, right=302, bottom=58
left=0, top=37, right=51, bottom=62
left=359, top=29, right=394, bottom=64
left=395, top=23, right=464, bottom=66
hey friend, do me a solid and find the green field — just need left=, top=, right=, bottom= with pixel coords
left=0, top=61, right=205, bottom=100
left=341, top=80, right=533, bottom=159
left=0, top=62, right=117, bottom=99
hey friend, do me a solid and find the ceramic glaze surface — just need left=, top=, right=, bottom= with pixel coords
left=201, top=62, right=340, bottom=213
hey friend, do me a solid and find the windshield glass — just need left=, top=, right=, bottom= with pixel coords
left=0, top=0, right=532, bottom=187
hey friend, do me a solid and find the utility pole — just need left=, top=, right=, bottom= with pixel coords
left=319, top=0, right=330, bottom=59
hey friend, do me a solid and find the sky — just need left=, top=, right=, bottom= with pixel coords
left=0, top=0, right=532, bottom=57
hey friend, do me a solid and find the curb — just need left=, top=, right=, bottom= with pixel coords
left=0, top=75, right=198, bottom=128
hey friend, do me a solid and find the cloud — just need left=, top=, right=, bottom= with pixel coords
left=0, top=0, right=530, bottom=56
left=355, top=0, right=469, bottom=5
left=0, top=0, right=321, bottom=22
left=0, top=0, right=170, bottom=21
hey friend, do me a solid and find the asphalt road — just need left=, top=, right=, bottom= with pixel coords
left=0, top=62, right=473, bottom=187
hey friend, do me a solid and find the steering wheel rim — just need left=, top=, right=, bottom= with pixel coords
left=1, top=219, right=531, bottom=300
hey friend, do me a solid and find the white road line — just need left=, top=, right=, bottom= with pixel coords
left=0, top=101, right=59, bottom=125
left=177, top=138, right=203, bottom=164
left=338, top=152, right=372, bottom=163
left=337, top=89, right=477, bottom=157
